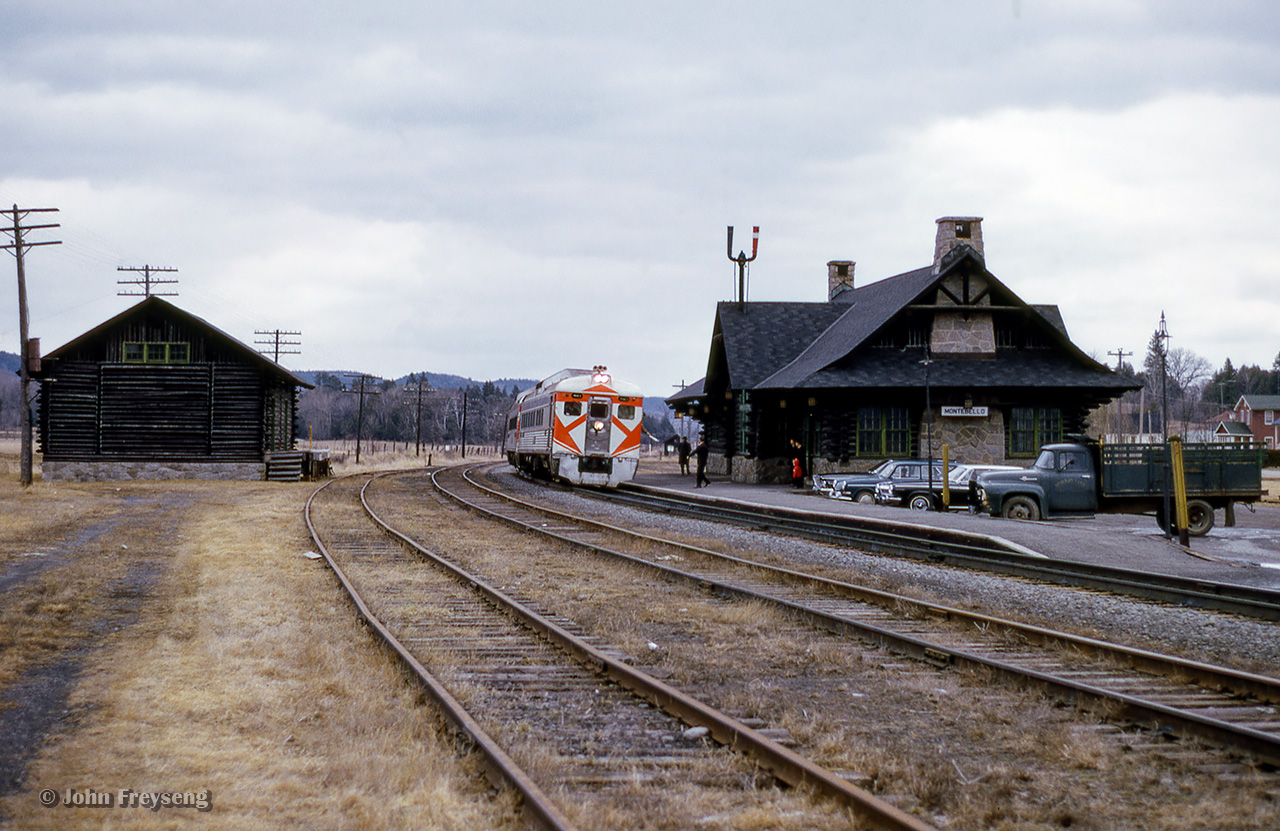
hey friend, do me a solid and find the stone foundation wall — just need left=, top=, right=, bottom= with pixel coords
left=42, top=460, right=266, bottom=482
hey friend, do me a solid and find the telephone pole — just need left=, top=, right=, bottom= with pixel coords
left=254, top=329, right=302, bottom=363
left=402, top=375, right=433, bottom=457
left=2, top=205, right=61, bottom=486
left=117, top=265, right=178, bottom=297
left=1107, top=348, right=1132, bottom=440
left=343, top=374, right=382, bottom=465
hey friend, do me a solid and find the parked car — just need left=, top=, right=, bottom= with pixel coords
left=877, top=463, right=1020, bottom=510
left=810, top=460, right=907, bottom=499
left=817, top=459, right=954, bottom=504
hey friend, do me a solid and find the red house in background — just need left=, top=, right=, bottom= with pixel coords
left=1214, top=394, right=1280, bottom=447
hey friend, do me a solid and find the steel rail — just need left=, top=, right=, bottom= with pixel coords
left=382, top=467, right=939, bottom=831
left=304, top=474, right=581, bottom=831
left=444, top=464, right=1280, bottom=768
left=600, top=483, right=1280, bottom=622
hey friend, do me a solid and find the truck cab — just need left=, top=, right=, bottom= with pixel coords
left=977, top=442, right=1100, bottom=521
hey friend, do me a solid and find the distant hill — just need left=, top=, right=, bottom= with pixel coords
left=0, top=351, right=19, bottom=373
left=294, top=370, right=538, bottom=394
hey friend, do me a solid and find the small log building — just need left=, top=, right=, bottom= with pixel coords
left=33, top=296, right=313, bottom=481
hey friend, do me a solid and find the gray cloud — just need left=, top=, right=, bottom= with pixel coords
left=3, top=1, right=1278, bottom=396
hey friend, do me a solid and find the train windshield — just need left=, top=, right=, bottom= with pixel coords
left=588, top=401, right=610, bottom=418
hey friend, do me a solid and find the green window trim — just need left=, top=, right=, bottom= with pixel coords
left=123, top=342, right=191, bottom=364
left=856, top=406, right=911, bottom=457
left=1008, top=406, right=1062, bottom=457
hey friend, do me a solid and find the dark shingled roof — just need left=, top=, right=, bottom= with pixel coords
left=714, top=301, right=848, bottom=390
left=808, top=348, right=1132, bottom=390
left=707, top=247, right=1134, bottom=395
left=1215, top=420, right=1255, bottom=437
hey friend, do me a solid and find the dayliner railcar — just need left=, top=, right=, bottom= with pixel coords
left=504, top=366, right=643, bottom=487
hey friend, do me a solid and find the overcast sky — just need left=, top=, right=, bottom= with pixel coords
left=3, top=2, right=1278, bottom=397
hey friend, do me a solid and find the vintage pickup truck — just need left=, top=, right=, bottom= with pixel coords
left=974, top=439, right=1265, bottom=536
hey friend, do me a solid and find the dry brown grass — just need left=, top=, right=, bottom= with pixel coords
left=0, top=475, right=514, bottom=830
left=372, top=472, right=1280, bottom=830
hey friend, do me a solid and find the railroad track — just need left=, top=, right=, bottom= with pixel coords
left=436, top=463, right=1280, bottom=771
left=596, top=482, right=1280, bottom=622
left=306, top=472, right=936, bottom=831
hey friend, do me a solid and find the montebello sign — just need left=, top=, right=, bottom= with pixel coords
left=941, top=406, right=988, bottom=417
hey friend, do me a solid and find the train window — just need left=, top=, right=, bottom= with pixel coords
left=589, top=401, right=609, bottom=418
left=564, top=401, right=582, bottom=416
left=618, top=405, right=636, bottom=419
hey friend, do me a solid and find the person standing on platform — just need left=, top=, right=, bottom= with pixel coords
left=694, top=436, right=710, bottom=488
left=678, top=436, right=691, bottom=475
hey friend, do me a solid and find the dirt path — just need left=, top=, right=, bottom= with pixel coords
left=0, top=484, right=193, bottom=802
left=0, top=478, right=508, bottom=830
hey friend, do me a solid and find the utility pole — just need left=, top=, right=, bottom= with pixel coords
left=920, top=346, right=934, bottom=494
left=117, top=265, right=178, bottom=297
left=1107, top=347, right=1132, bottom=440
left=1156, top=313, right=1172, bottom=541
left=2, top=205, right=60, bottom=487
left=254, top=329, right=302, bottom=363
left=343, top=374, right=382, bottom=465
left=402, top=375, right=432, bottom=457
left=461, top=388, right=468, bottom=458
left=671, top=379, right=688, bottom=442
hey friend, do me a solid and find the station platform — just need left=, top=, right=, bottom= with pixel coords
left=632, top=462, right=1280, bottom=590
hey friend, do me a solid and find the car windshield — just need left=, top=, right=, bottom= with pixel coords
left=1033, top=450, right=1056, bottom=471
left=870, top=460, right=895, bottom=475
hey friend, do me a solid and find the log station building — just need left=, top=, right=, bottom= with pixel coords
left=32, top=296, right=313, bottom=481
left=669, top=216, right=1140, bottom=483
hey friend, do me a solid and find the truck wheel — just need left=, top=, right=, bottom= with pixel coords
left=1002, top=496, right=1040, bottom=521
left=908, top=493, right=935, bottom=511
left=1186, top=500, right=1214, bottom=537
left=854, top=490, right=875, bottom=505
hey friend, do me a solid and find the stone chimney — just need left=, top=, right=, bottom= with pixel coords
left=933, top=216, right=984, bottom=272
left=827, top=260, right=855, bottom=303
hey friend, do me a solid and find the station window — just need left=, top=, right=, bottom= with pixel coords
left=857, top=406, right=910, bottom=457
left=1008, top=407, right=1062, bottom=457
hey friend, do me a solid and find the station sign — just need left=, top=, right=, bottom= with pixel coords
left=941, top=406, right=988, bottom=417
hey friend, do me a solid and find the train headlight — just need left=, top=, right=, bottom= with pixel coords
left=592, top=420, right=605, bottom=433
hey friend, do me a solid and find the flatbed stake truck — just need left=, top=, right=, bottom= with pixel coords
left=975, top=439, right=1265, bottom=537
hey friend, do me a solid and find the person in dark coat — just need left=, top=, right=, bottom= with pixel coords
left=694, top=436, right=710, bottom=488
left=678, top=436, right=691, bottom=475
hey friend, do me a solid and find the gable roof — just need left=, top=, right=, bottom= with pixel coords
left=737, top=247, right=1127, bottom=392
left=1215, top=420, right=1255, bottom=437
left=1236, top=394, right=1280, bottom=411
left=39, top=296, right=313, bottom=388
left=711, top=301, right=849, bottom=391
